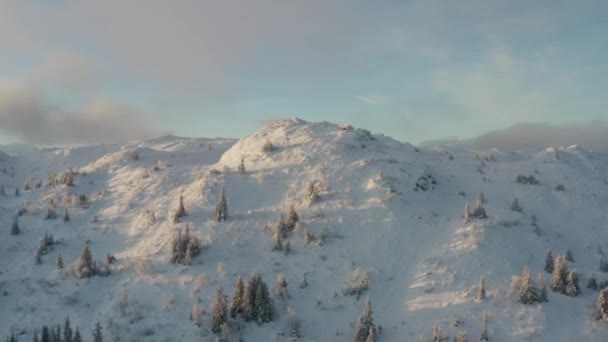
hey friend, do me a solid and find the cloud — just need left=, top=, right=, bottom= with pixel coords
left=0, top=84, right=157, bottom=145
left=422, top=121, right=608, bottom=153
left=29, top=51, right=99, bottom=92
left=357, top=94, right=391, bottom=105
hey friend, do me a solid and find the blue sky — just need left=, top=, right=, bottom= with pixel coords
left=0, top=0, right=606, bottom=146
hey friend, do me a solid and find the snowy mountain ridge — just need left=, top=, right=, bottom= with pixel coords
left=1, top=118, right=608, bottom=341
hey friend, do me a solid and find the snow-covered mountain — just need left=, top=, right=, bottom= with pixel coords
left=1, top=118, right=608, bottom=341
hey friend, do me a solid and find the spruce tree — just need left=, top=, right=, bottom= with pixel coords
left=272, top=231, right=283, bottom=251
left=212, top=286, right=228, bottom=334
left=472, top=196, right=487, bottom=219
left=10, top=216, right=20, bottom=236
left=551, top=256, right=568, bottom=294
left=276, top=273, right=289, bottom=300
left=354, top=297, right=375, bottom=342
left=544, top=250, right=554, bottom=273
left=230, top=276, right=246, bottom=319
left=73, top=329, right=82, bottom=342
left=174, top=195, right=187, bottom=223
left=476, top=275, right=486, bottom=301
left=215, top=187, right=228, bottom=222
left=275, top=214, right=288, bottom=239
left=306, top=182, right=319, bottom=205
left=63, top=317, right=73, bottom=342
left=588, top=274, right=598, bottom=290
left=56, top=254, right=64, bottom=270
left=538, top=273, right=548, bottom=303
left=480, top=311, right=488, bottom=341
left=76, top=243, right=95, bottom=279
left=600, top=257, right=608, bottom=273
left=244, top=273, right=260, bottom=322
left=238, top=157, right=245, bottom=175
left=286, top=204, right=299, bottom=232
left=300, top=273, right=308, bottom=289
left=92, top=321, right=102, bottom=342
left=63, top=209, right=70, bottom=222
left=566, top=249, right=574, bottom=262
left=15, top=187, right=19, bottom=197
left=254, top=278, right=273, bottom=324
left=519, top=266, right=538, bottom=304
left=565, top=270, right=580, bottom=297
left=41, top=326, right=50, bottom=342
left=597, top=288, right=608, bottom=320
left=511, top=197, right=522, bottom=212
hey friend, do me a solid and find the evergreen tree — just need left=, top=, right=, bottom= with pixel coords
left=211, top=286, right=228, bottom=334
left=519, top=266, right=539, bottom=304
left=73, top=329, right=82, bottom=342
left=253, top=278, right=273, bottom=324
left=476, top=275, right=486, bottom=301
left=56, top=254, right=64, bottom=270
left=10, top=216, right=20, bottom=236
left=365, top=325, right=377, bottom=342
left=15, top=187, right=19, bottom=197
left=538, top=273, right=548, bottom=303
left=463, top=202, right=470, bottom=222
left=174, top=195, right=187, bottom=223
left=275, top=214, right=288, bottom=239
left=306, top=182, right=319, bottom=205
left=472, top=196, right=487, bottom=219
left=272, top=231, right=283, bottom=251
left=215, top=187, right=228, bottom=222
left=300, top=273, right=308, bottom=289
left=63, top=209, right=70, bottom=222
left=565, top=270, right=580, bottom=297
left=354, top=297, right=375, bottom=342
left=41, top=326, right=50, bottom=342
left=566, top=249, right=574, bottom=262
left=588, top=274, right=598, bottom=290
left=238, top=157, right=246, bottom=175
left=54, top=325, right=61, bottom=342
left=286, top=204, right=299, bottom=232
left=63, top=317, right=73, bottom=342
left=243, top=273, right=261, bottom=321
left=511, top=197, right=522, bottom=212
left=276, top=273, right=289, bottom=300
left=76, top=243, right=95, bottom=279
left=597, top=288, right=608, bottom=320
left=600, top=257, right=608, bottom=273
left=92, top=321, right=102, bottom=342
left=284, top=241, right=292, bottom=255
left=544, top=250, right=554, bottom=273
left=230, top=276, right=246, bottom=319
left=480, top=311, right=488, bottom=342
left=262, top=139, right=274, bottom=153
left=551, top=256, right=568, bottom=294
left=45, top=209, right=57, bottom=220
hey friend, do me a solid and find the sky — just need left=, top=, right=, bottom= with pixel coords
left=0, top=0, right=607, bottom=148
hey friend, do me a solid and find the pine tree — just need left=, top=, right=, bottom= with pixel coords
left=588, top=274, right=598, bottom=290
left=41, top=326, right=50, bottom=342
left=472, top=196, right=487, bottom=219
left=92, top=321, right=103, bottom=342
left=276, top=273, right=289, bottom=300
left=244, top=273, right=260, bottom=322
left=183, top=243, right=193, bottom=266
left=76, top=243, right=95, bottom=279
left=286, top=204, right=299, bottom=232
left=212, top=286, right=228, bottom=334
left=10, top=216, right=20, bottom=236
left=73, top=329, right=82, bottom=342
left=600, top=257, right=608, bottom=273
left=275, top=214, right=288, bottom=239
left=272, top=231, right=283, bottom=251
left=174, top=195, right=187, bottom=223
left=566, top=249, right=574, bottom=262
left=354, top=297, right=375, bottom=342
left=511, top=197, right=522, bottom=212
left=551, top=256, right=568, bottom=294
left=565, top=270, right=580, bottom=297
left=597, top=288, right=608, bottom=320
left=544, top=250, right=554, bottom=273
left=230, top=276, right=246, bottom=319
left=215, top=187, right=228, bottom=222
left=63, top=209, right=70, bottom=222
left=56, top=254, right=64, bottom=270
left=519, top=266, right=539, bottom=304
left=476, top=275, right=486, bottom=301
left=253, top=278, right=273, bottom=324
left=463, top=202, right=470, bottom=222
left=306, top=181, right=319, bottom=206
left=238, top=157, right=246, bottom=175
left=64, top=317, right=73, bottom=342
left=538, top=273, right=548, bottom=302
left=54, top=325, right=61, bottom=342
left=480, top=311, right=488, bottom=341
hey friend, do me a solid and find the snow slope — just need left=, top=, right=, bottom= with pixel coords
left=1, top=118, right=608, bottom=341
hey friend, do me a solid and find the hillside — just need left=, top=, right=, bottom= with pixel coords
left=1, top=118, right=608, bottom=341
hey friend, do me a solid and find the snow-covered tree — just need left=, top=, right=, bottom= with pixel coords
left=173, top=195, right=187, bottom=223
left=56, top=254, right=64, bottom=270
left=272, top=231, right=283, bottom=252
left=588, top=274, right=598, bottom=290
left=215, top=187, right=228, bottom=222
left=511, top=197, right=522, bottom=212
left=476, top=275, right=486, bottom=301
left=538, top=273, right=548, bottom=303
left=597, top=288, right=608, bottom=320
left=63, top=317, right=73, bottom=342
left=92, top=321, right=102, bottom=342
left=480, top=311, right=488, bottom=342
left=286, top=204, right=299, bottom=232
left=354, top=297, right=376, bottom=342
left=566, top=249, right=574, bottom=262
left=300, top=273, right=308, bottom=289
left=212, top=286, right=228, bottom=334
left=73, top=328, right=82, bottom=342
left=276, top=273, right=289, bottom=301
left=10, top=216, right=20, bottom=236
left=45, top=209, right=57, bottom=220
left=463, top=202, right=470, bottom=222
left=565, top=270, right=580, bottom=297
left=15, top=187, right=19, bottom=197
left=287, top=307, right=301, bottom=338
left=238, top=157, right=246, bottom=175
left=600, top=257, right=608, bottom=273
left=551, top=256, right=568, bottom=294
left=472, top=196, right=487, bottom=219
left=230, top=276, right=246, bottom=319
left=519, top=267, right=539, bottom=304
left=306, top=181, right=319, bottom=206
left=262, top=139, right=275, bottom=153
left=244, top=273, right=261, bottom=322
left=544, top=250, right=554, bottom=273
left=253, top=277, right=273, bottom=325
left=76, top=243, right=95, bottom=279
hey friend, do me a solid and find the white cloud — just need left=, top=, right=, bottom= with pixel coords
left=357, top=94, right=391, bottom=105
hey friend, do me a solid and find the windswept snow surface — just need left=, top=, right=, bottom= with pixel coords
left=1, top=118, right=608, bottom=341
